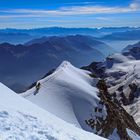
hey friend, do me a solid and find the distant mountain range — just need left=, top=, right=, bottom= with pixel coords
left=0, top=27, right=140, bottom=44
left=0, top=35, right=113, bottom=92
left=1, top=27, right=138, bottom=36
left=102, top=30, right=140, bottom=40
left=0, top=32, right=34, bottom=44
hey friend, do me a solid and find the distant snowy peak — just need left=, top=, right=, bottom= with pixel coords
left=107, top=53, right=131, bottom=63
left=103, top=44, right=140, bottom=70
left=105, top=53, right=131, bottom=69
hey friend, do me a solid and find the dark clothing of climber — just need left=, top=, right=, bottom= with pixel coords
left=34, top=82, right=41, bottom=95
left=36, top=82, right=41, bottom=90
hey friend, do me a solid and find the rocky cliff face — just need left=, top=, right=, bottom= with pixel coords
left=81, top=43, right=140, bottom=139
left=85, top=79, right=140, bottom=140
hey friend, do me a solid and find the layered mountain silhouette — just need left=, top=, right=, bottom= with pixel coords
left=0, top=32, right=33, bottom=44
left=102, top=30, right=140, bottom=40
left=123, top=41, right=140, bottom=52
left=0, top=35, right=113, bottom=92
left=0, top=27, right=139, bottom=44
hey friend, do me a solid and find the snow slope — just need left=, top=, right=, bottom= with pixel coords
left=0, top=82, right=106, bottom=140
left=22, top=61, right=107, bottom=132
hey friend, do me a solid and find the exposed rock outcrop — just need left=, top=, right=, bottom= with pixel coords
left=86, top=80, right=140, bottom=140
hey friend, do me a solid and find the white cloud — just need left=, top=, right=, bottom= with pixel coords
left=0, top=0, right=140, bottom=18
left=96, top=17, right=110, bottom=21
left=130, top=0, right=140, bottom=10
left=62, top=1, right=105, bottom=5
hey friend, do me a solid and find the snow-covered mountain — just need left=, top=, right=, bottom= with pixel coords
left=0, top=82, right=107, bottom=140
left=104, top=51, right=140, bottom=126
left=0, top=55, right=140, bottom=139
left=21, top=61, right=140, bottom=140
left=82, top=42, right=140, bottom=130
left=22, top=61, right=103, bottom=131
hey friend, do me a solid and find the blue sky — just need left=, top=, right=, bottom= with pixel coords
left=0, top=0, right=140, bottom=28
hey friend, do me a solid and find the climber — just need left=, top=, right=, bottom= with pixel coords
left=34, top=82, right=41, bottom=95
left=36, top=82, right=41, bottom=90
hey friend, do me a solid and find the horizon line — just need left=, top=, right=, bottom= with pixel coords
left=0, top=26, right=140, bottom=30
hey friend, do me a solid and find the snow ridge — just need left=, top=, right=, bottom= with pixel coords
left=22, top=61, right=106, bottom=133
